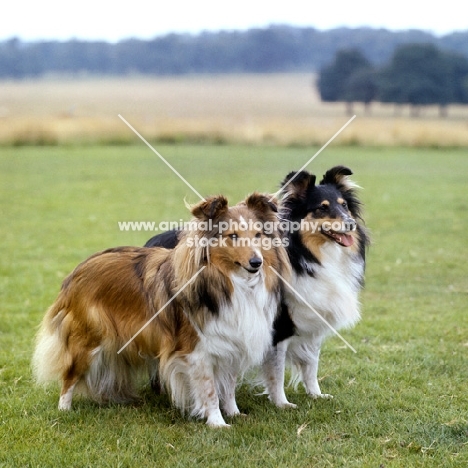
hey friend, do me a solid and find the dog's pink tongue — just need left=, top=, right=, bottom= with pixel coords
left=340, top=234, right=354, bottom=247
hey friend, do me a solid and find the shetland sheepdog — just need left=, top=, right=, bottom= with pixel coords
left=32, top=193, right=290, bottom=427
left=262, top=166, right=369, bottom=407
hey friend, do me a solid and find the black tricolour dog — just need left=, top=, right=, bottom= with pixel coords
left=261, top=166, right=369, bottom=407
left=145, top=166, right=369, bottom=407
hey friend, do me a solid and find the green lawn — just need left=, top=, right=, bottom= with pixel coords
left=0, top=144, right=467, bottom=467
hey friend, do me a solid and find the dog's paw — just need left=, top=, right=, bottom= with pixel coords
left=207, top=421, right=231, bottom=428
left=276, top=401, right=298, bottom=409
left=225, top=410, right=247, bottom=418
left=309, top=393, right=334, bottom=400
left=268, top=394, right=297, bottom=409
left=206, top=412, right=231, bottom=428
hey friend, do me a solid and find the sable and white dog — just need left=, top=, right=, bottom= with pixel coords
left=263, top=166, right=369, bottom=407
left=32, top=193, right=290, bottom=427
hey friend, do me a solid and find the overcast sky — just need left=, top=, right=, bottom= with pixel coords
left=2, top=0, right=466, bottom=42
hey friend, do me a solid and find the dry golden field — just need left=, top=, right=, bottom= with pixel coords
left=0, top=73, right=468, bottom=146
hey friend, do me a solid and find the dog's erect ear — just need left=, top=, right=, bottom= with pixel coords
left=245, top=192, right=278, bottom=223
left=320, top=166, right=354, bottom=189
left=246, top=192, right=278, bottom=213
left=281, top=171, right=316, bottom=199
left=321, top=166, right=363, bottom=218
left=191, top=195, right=229, bottom=221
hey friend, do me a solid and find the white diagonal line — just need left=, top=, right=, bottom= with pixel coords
left=118, top=114, right=206, bottom=202
left=117, top=266, right=206, bottom=354
left=269, top=114, right=356, bottom=201
left=269, top=266, right=357, bottom=353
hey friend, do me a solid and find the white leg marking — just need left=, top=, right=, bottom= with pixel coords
left=206, top=409, right=230, bottom=428
left=299, top=343, right=333, bottom=399
left=188, top=355, right=229, bottom=427
left=58, top=382, right=76, bottom=411
left=220, top=373, right=242, bottom=417
left=263, top=340, right=297, bottom=409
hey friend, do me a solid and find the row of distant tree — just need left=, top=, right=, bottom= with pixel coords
left=1, top=26, right=468, bottom=78
left=318, top=43, right=468, bottom=115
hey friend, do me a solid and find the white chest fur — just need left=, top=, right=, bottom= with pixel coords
left=288, top=242, right=364, bottom=339
left=197, top=271, right=276, bottom=371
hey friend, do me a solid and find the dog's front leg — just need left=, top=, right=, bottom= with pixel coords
left=219, top=372, right=243, bottom=417
left=299, top=341, right=333, bottom=399
left=262, top=339, right=297, bottom=408
left=187, top=354, right=229, bottom=427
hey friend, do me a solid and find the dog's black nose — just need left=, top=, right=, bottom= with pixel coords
left=249, top=257, right=263, bottom=270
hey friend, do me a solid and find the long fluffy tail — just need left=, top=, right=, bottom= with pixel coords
left=32, top=300, right=143, bottom=403
left=32, top=302, right=71, bottom=385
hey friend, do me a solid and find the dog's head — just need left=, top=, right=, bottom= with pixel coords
left=188, top=193, right=283, bottom=278
left=280, top=166, right=362, bottom=249
left=174, top=193, right=289, bottom=315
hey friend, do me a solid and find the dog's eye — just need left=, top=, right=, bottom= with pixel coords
left=255, top=232, right=262, bottom=239
left=341, top=201, right=348, bottom=208
left=319, top=204, right=329, bottom=211
left=229, top=233, right=238, bottom=240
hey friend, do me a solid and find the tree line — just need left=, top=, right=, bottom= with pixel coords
left=1, top=26, right=468, bottom=78
left=318, top=43, right=468, bottom=115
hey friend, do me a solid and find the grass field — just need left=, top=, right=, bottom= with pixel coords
left=1, top=143, right=467, bottom=467
left=1, top=74, right=468, bottom=147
